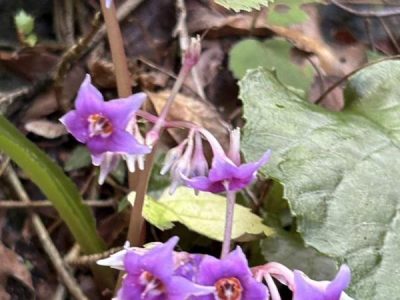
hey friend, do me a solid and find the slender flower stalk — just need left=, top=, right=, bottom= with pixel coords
left=221, top=190, right=236, bottom=258
left=127, top=37, right=201, bottom=247
left=145, top=37, right=201, bottom=147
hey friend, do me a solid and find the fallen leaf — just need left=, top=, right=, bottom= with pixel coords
left=24, top=119, right=67, bottom=139
left=0, top=242, right=33, bottom=300
left=147, top=90, right=230, bottom=147
left=0, top=47, right=58, bottom=82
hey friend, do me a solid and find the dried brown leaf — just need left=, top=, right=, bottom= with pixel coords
left=22, top=89, right=58, bottom=121
left=24, top=119, right=67, bottom=139
left=0, top=242, right=33, bottom=300
left=0, top=47, right=58, bottom=82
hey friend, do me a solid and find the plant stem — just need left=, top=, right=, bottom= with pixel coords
left=149, top=64, right=192, bottom=135
left=221, top=190, right=236, bottom=258
left=100, top=0, right=131, bottom=98
left=127, top=147, right=157, bottom=246
left=100, top=0, right=148, bottom=247
left=128, top=53, right=197, bottom=246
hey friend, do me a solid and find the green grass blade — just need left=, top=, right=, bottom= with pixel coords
left=0, top=115, right=104, bottom=254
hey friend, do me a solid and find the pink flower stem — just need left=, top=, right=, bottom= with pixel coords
left=252, top=262, right=295, bottom=290
left=265, top=273, right=282, bottom=300
left=128, top=54, right=198, bottom=246
left=221, top=190, right=236, bottom=258
left=146, top=64, right=192, bottom=144
left=136, top=110, right=199, bottom=130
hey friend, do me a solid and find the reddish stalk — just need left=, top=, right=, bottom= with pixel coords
left=100, top=0, right=148, bottom=248
left=100, top=0, right=131, bottom=98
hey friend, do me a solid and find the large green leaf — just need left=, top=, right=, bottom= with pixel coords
left=239, top=61, right=400, bottom=299
left=214, top=0, right=272, bottom=12
left=128, top=187, right=275, bottom=242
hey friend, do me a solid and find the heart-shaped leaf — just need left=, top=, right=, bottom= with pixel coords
left=240, top=61, right=400, bottom=299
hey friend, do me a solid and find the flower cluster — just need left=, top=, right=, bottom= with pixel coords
left=98, top=237, right=353, bottom=300
left=98, top=236, right=268, bottom=300
left=161, top=127, right=271, bottom=194
left=60, top=74, right=271, bottom=191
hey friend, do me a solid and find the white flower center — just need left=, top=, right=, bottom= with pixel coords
left=88, top=114, right=113, bottom=138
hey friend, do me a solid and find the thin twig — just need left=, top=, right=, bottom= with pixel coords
left=0, top=156, right=10, bottom=176
left=364, top=18, right=376, bottom=52
left=378, top=16, right=400, bottom=53
left=0, top=199, right=114, bottom=209
left=331, top=0, right=400, bottom=17
left=54, top=12, right=103, bottom=111
left=66, top=246, right=124, bottom=267
left=315, top=55, right=400, bottom=104
left=4, top=166, right=88, bottom=300
left=306, top=56, right=326, bottom=98
left=138, top=57, right=205, bottom=97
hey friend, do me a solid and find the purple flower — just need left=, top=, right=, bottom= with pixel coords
left=194, top=247, right=268, bottom=300
left=185, top=128, right=271, bottom=193
left=293, top=265, right=353, bottom=300
left=60, top=74, right=150, bottom=183
left=117, top=236, right=214, bottom=300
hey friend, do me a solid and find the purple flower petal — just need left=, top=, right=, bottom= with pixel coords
left=208, top=156, right=238, bottom=182
left=294, top=271, right=326, bottom=300
left=326, top=265, right=351, bottom=299
left=293, top=265, right=352, bottom=300
left=59, top=111, right=88, bottom=143
left=185, top=175, right=225, bottom=193
left=106, top=93, right=147, bottom=130
left=240, top=275, right=270, bottom=299
left=138, top=236, right=178, bottom=280
left=236, top=150, right=271, bottom=180
left=75, top=74, right=104, bottom=116
left=167, top=276, right=214, bottom=300
left=86, top=129, right=150, bottom=156
left=118, top=276, right=143, bottom=300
